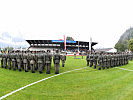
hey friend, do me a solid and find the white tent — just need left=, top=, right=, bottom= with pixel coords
left=106, top=48, right=117, bottom=52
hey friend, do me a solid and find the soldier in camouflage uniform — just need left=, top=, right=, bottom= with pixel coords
left=81, top=51, right=84, bottom=59
left=29, top=51, right=36, bottom=73
left=45, top=50, right=52, bottom=74
left=103, top=53, right=107, bottom=69
left=7, top=52, right=12, bottom=70
left=111, top=53, right=114, bottom=68
left=3, top=51, right=7, bottom=69
left=89, top=52, right=94, bottom=67
left=53, top=50, right=61, bottom=74
left=21, top=51, right=24, bottom=70
left=27, top=50, right=31, bottom=70
left=93, top=52, right=98, bottom=69
left=34, top=51, right=38, bottom=70
left=11, top=51, right=17, bottom=71
left=74, top=52, right=76, bottom=59
left=0, top=51, right=3, bottom=68
left=98, top=53, right=103, bottom=70
left=43, top=51, right=46, bottom=69
left=23, top=51, right=29, bottom=72
left=119, top=53, right=122, bottom=66
left=37, top=51, right=44, bottom=74
left=16, top=51, right=22, bottom=71
left=86, top=51, right=90, bottom=66
left=61, top=51, right=66, bottom=67
left=107, top=53, right=111, bottom=69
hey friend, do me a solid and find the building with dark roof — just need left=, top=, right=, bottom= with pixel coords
left=26, top=40, right=97, bottom=51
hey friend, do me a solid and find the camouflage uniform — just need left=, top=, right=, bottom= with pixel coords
left=110, top=54, right=114, bottom=68
left=16, top=52, right=22, bottom=71
left=53, top=50, right=61, bottom=74
left=45, top=51, right=52, bottom=74
left=107, top=54, right=111, bottom=69
left=98, top=53, right=103, bottom=70
left=3, top=53, right=7, bottom=69
left=29, top=52, right=36, bottom=73
left=103, top=54, right=107, bottom=69
left=86, top=53, right=90, bottom=66
left=74, top=52, right=76, bottom=59
left=11, top=52, right=17, bottom=71
left=93, top=53, right=98, bottom=69
left=89, top=53, right=93, bottom=67
left=23, top=52, right=29, bottom=72
left=61, top=53, right=66, bottom=67
left=81, top=52, right=84, bottom=59
left=0, top=53, right=3, bottom=68
left=7, top=53, right=12, bottom=70
left=37, top=52, right=44, bottom=74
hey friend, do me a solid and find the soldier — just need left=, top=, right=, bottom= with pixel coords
left=121, top=53, right=124, bottom=66
left=37, top=51, right=44, bottom=74
left=23, top=51, right=29, bottom=72
left=107, top=53, right=111, bottom=69
left=16, top=51, right=22, bottom=71
left=89, top=52, right=94, bottom=67
left=7, top=52, right=12, bottom=70
left=45, top=50, right=52, bottom=74
left=21, top=51, right=24, bottom=70
left=27, top=50, right=31, bottom=70
left=93, top=52, right=98, bottom=69
left=11, top=50, right=17, bottom=71
left=0, top=51, right=3, bottom=68
left=86, top=51, right=90, bottom=66
left=43, top=51, right=46, bottom=70
left=111, top=53, right=114, bottom=68
left=53, top=50, right=61, bottom=74
left=3, top=51, right=7, bottom=69
left=74, top=52, right=76, bottom=59
left=29, top=51, right=36, bottom=73
left=98, top=53, right=103, bottom=70
left=34, top=51, right=38, bottom=70
left=61, top=51, right=66, bottom=67
left=81, top=51, right=84, bottom=59
left=102, top=53, right=107, bottom=69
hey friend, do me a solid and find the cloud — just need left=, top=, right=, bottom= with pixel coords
left=0, top=32, right=29, bottom=48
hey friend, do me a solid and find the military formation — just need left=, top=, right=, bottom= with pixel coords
left=86, top=52, right=133, bottom=70
left=1, top=49, right=133, bottom=74
left=0, top=50, right=66, bottom=74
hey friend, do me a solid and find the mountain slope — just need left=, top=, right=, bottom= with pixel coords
left=115, top=27, right=133, bottom=51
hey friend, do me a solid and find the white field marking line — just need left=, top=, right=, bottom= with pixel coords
left=115, top=67, right=133, bottom=72
left=0, top=67, right=88, bottom=100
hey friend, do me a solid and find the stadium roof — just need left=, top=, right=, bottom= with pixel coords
left=26, top=40, right=97, bottom=46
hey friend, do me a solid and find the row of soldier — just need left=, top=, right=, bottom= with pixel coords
left=0, top=50, right=66, bottom=74
left=86, top=52, right=133, bottom=70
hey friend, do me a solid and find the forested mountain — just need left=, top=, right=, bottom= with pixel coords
left=115, top=27, right=133, bottom=51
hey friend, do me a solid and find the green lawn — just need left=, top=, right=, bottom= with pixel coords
left=0, top=56, right=133, bottom=100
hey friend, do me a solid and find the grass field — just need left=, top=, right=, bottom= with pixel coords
left=0, top=56, right=133, bottom=100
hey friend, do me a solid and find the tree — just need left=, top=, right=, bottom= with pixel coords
left=128, top=39, right=133, bottom=52
left=66, top=36, right=74, bottom=41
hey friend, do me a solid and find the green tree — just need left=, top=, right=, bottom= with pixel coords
left=66, top=36, right=74, bottom=41
left=128, top=39, right=133, bottom=52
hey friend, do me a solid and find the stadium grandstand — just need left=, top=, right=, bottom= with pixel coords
left=26, top=40, right=97, bottom=52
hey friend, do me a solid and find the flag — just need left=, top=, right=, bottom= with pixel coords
left=89, top=37, right=92, bottom=51
left=7, top=48, right=8, bottom=54
left=59, top=39, right=62, bottom=41
left=64, top=35, right=66, bottom=50
left=3, top=48, right=4, bottom=54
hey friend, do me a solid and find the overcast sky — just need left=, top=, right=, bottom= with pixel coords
left=0, top=0, right=133, bottom=48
